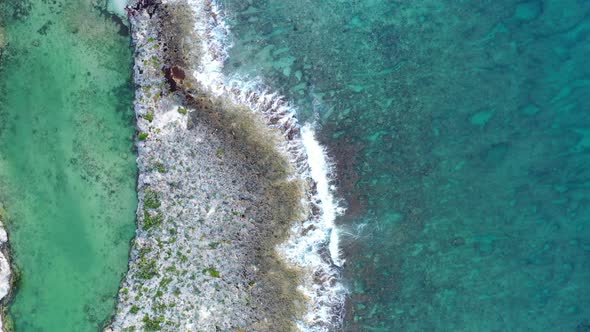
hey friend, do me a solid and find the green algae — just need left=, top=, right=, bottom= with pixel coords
left=0, top=1, right=136, bottom=331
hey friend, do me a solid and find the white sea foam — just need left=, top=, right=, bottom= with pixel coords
left=300, top=125, right=345, bottom=267
left=0, top=221, right=10, bottom=332
left=186, top=0, right=348, bottom=329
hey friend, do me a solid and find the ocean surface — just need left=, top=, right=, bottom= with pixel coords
left=0, top=1, right=136, bottom=330
left=0, top=0, right=589, bottom=331
left=219, top=0, right=590, bottom=330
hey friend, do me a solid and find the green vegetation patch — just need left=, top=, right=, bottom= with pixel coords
left=143, top=112, right=155, bottom=122
left=144, top=190, right=161, bottom=209
left=153, top=162, right=167, bottom=173
left=137, top=256, right=158, bottom=279
left=143, top=211, right=164, bottom=230
left=202, top=267, right=220, bottom=278
left=142, top=315, right=165, bottom=330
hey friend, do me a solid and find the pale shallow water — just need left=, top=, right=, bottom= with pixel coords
left=0, top=1, right=136, bottom=330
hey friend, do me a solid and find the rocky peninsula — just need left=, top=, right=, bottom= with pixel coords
left=107, top=0, right=345, bottom=331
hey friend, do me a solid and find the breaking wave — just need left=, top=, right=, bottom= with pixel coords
left=188, top=0, right=348, bottom=329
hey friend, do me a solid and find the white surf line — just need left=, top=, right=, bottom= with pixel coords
left=0, top=222, right=10, bottom=332
left=301, top=125, right=345, bottom=267
left=184, top=0, right=349, bottom=329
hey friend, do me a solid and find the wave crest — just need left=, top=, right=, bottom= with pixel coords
left=190, top=1, right=348, bottom=329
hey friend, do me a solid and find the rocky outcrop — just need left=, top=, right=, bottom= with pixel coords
left=0, top=205, right=12, bottom=332
left=108, top=1, right=346, bottom=331
left=106, top=2, right=306, bottom=331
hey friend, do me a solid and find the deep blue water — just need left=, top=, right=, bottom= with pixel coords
left=220, top=0, right=590, bottom=330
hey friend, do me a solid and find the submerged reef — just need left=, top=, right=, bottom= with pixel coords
left=108, top=0, right=345, bottom=331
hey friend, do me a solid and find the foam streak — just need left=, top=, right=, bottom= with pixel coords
left=187, top=0, right=348, bottom=329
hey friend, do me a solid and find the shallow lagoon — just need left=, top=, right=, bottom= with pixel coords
left=0, top=1, right=136, bottom=330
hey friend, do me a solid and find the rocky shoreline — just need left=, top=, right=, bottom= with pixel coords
left=0, top=0, right=345, bottom=330
left=106, top=1, right=313, bottom=331
left=105, top=0, right=346, bottom=331
left=0, top=213, right=12, bottom=332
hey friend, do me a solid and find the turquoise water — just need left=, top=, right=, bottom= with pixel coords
left=0, top=1, right=136, bottom=330
left=220, top=0, right=590, bottom=330
left=1, top=0, right=589, bottom=330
